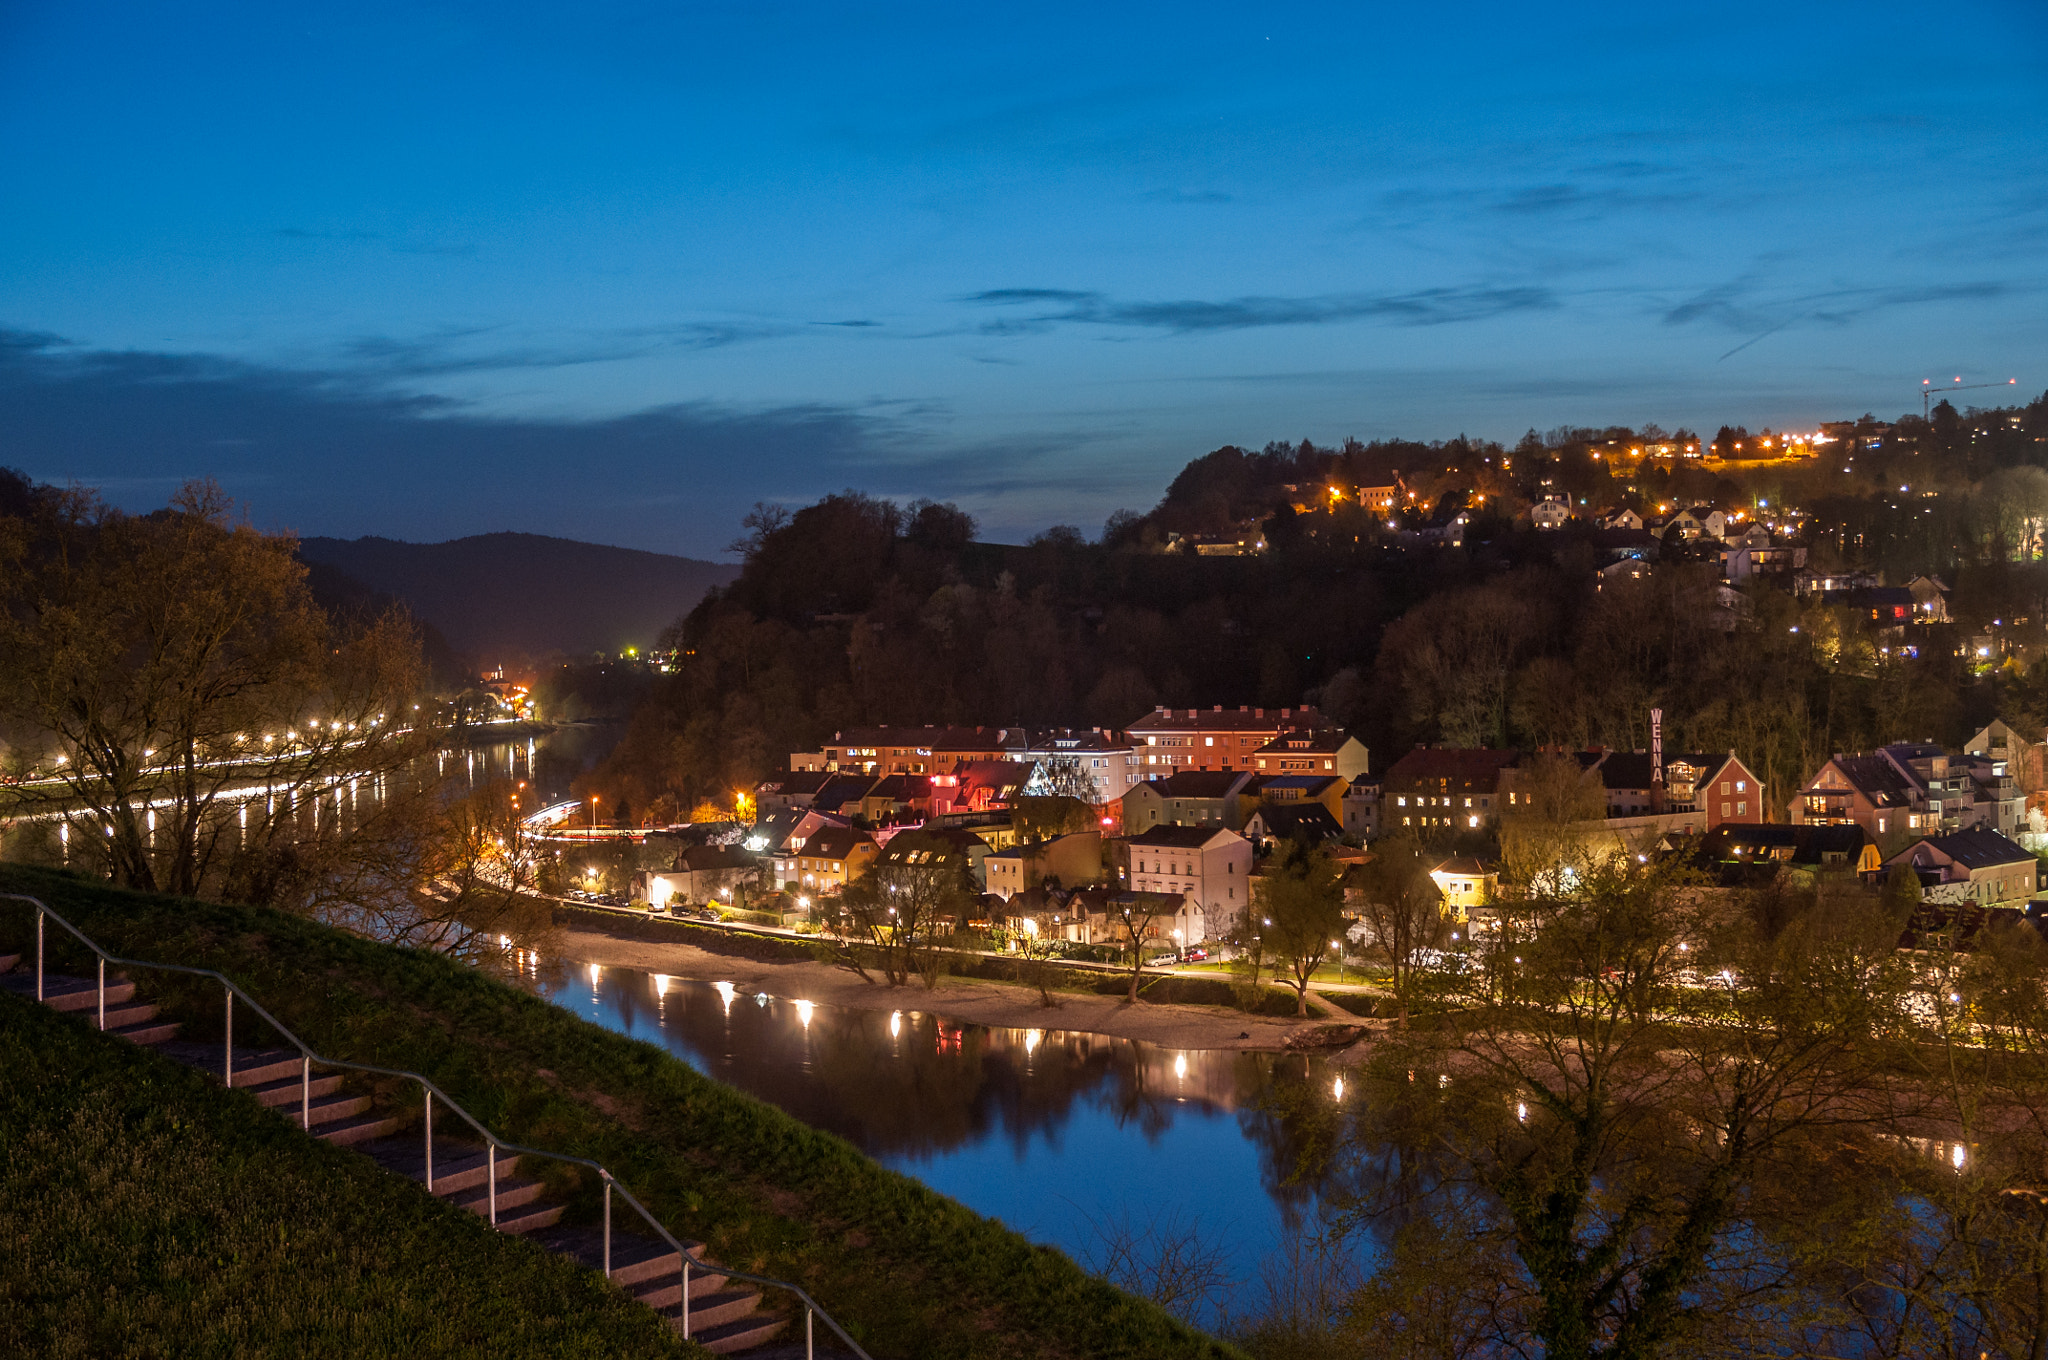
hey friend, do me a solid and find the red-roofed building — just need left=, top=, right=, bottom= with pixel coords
left=1381, top=748, right=1521, bottom=832
left=1126, top=705, right=1330, bottom=773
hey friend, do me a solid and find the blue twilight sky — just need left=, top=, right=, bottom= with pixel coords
left=2, top=1, right=2044, bottom=555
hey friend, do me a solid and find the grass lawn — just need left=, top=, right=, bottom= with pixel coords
left=0, top=984, right=704, bottom=1360
left=0, top=864, right=1239, bottom=1360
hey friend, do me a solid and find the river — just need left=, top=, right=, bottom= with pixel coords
left=530, top=956, right=1344, bottom=1329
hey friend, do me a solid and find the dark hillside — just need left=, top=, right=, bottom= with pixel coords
left=298, top=532, right=737, bottom=662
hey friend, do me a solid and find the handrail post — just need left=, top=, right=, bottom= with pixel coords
left=35, top=907, right=44, bottom=1002
left=423, top=1085, right=434, bottom=1189
left=488, top=1143, right=497, bottom=1226
left=224, top=985, right=233, bottom=1088
left=681, top=1258, right=690, bottom=1339
left=807, top=1304, right=815, bottom=1359
left=97, top=957, right=106, bottom=1031
left=301, top=1056, right=311, bottom=1130
left=602, top=1178, right=612, bottom=1278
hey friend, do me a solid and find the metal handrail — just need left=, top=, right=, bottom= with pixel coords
left=3, top=892, right=870, bottom=1359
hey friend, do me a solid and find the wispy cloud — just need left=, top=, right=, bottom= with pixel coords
left=331, top=321, right=799, bottom=378
left=1660, top=277, right=2018, bottom=358
left=962, top=285, right=1557, bottom=335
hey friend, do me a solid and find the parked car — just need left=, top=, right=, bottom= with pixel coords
left=1182, top=946, right=1209, bottom=963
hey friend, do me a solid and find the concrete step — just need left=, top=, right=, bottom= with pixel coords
left=267, top=1090, right=371, bottom=1128
left=491, top=1201, right=565, bottom=1235
left=316, top=1112, right=404, bottom=1147
left=445, top=1176, right=547, bottom=1217
left=109, top=1017, right=182, bottom=1046
left=634, top=1270, right=735, bottom=1311
left=427, top=1149, right=526, bottom=1196
left=39, top=977, right=138, bottom=1012
left=688, top=1314, right=788, bottom=1355
left=527, top=1225, right=710, bottom=1288
left=157, top=1043, right=305, bottom=1088
left=243, top=1071, right=347, bottom=1109
left=660, top=1287, right=759, bottom=1332
left=91, top=999, right=163, bottom=1030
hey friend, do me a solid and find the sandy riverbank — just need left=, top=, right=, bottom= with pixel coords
left=550, top=918, right=1357, bottom=1053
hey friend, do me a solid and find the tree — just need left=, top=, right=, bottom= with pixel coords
left=1498, top=750, right=1606, bottom=887
left=838, top=858, right=973, bottom=987
left=1352, top=831, right=1450, bottom=1022
left=1110, top=891, right=1173, bottom=1002
left=1255, top=841, right=1348, bottom=1017
left=1025, top=754, right=1097, bottom=803
left=0, top=480, right=428, bottom=902
left=1329, top=854, right=1918, bottom=1359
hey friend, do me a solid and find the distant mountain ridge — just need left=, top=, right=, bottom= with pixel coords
left=296, top=532, right=737, bottom=661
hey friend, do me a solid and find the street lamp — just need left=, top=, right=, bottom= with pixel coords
left=1332, top=939, right=1343, bottom=984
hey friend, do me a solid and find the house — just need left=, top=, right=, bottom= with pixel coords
left=1341, top=778, right=1381, bottom=839
left=930, top=759, right=1034, bottom=816
left=872, top=827, right=993, bottom=892
left=638, top=844, right=762, bottom=909
left=791, top=724, right=1030, bottom=776
left=1123, top=825, right=1255, bottom=931
left=1119, top=770, right=1260, bottom=832
left=1126, top=705, right=1331, bottom=773
left=1885, top=828, right=2038, bottom=909
left=784, top=825, right=878, bottom=895
left=860, top=774, right=933, bottom=825
left=1529, top=496, right=1572, bottom=531
left=1021, top=727, right=1143, bottom=805
left=1848, top=586, right=1915, bottom=627
left=1587, top=750, right=1766, bottom=828
left=1254, top=773, right=1348, bottom=817
left=1722, top=526, right=1807, bottom=581
left=810, top=774, right=878, bottom=819
left=1793, top=741, right=2024, bottom=842
left=753, top=771, right=833, bottom=813
left=1695, top=823, right=1880, bottom=879
left=1251, top=730, right=1369, bottom=781
left=755, top=807, right=851, bottom=882
left=1428, top=857, right=1497, bottom=922
left=1242, top=801, right=1345, bottom=849
left=1381, top=748, right=1521, bottom=832
left=1597, top=507, right=1644, bottom=531
left=984, top=831, right=1104, bottom=901
left=1906, top=575, right=1951, bottom=623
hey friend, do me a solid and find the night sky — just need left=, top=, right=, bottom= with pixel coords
left=2, top=1, right=2043, bottom=553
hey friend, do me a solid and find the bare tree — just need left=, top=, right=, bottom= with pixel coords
left=1080, top=1205, right=1232, bottom=1326
left=1110, top=891, right=1172, bottom=1002
left=1256, top=841, right=1348, bottom=1017
left=839, top=859, right=972, bottom=987
left=1351, top=831, right=1450, bottom=1023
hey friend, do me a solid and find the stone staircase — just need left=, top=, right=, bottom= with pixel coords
left=0, top=949, right=788, bottom=1354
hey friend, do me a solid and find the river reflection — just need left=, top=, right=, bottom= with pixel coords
left=536, top=958, right=1340, bottom=1321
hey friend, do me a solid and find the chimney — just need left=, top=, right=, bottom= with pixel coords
left=1650, top=708, right=1665, bottom=813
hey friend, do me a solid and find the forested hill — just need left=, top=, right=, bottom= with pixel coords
left=296, top=532, right=736, bottom=662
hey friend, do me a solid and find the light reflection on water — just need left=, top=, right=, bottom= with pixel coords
left=536, top=960, right=1338, bottom=1322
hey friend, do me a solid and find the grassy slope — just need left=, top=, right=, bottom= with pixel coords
left=0, top=865, right=1240, bottom=1360
left=0, top=986, right=703, bottom=1360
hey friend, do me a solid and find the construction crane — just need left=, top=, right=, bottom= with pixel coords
left=1922, top=375, right=2018, bottom=420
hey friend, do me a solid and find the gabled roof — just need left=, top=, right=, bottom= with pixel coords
left=865, top=774, right=932, bottom=800
left=758, top=771, right=833, bottom=796
left=676, top=844, right=758, bottom=873
left=1431, top=856, right=1497, bottom=877
left=1897, top=827, right=2035, bottom=871
left=812, top=774, right=878, bottom=809
left=1247, top=802, right=1344, bottom=842
left=802, top=826, right=877, bottom=862
left=1126, top=824, right=1241, bottom=850
left=1258, top=774, right=1346, bottom=797
left=1383, top=748, right=1520, bottom=788
left=1822, top=754, right=1920, bottom=807
left=1594, top=751, right=1740, bottom=791
left=875, top=827, right=988, bottom=864
left=1127, top=770, right=1254, bottom=800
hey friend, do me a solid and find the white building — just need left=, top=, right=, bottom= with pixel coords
left=1123, top=825, right=1254, bottom=936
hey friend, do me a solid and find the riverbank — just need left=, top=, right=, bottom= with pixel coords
left=551, top=915, right=1333, bottom=1054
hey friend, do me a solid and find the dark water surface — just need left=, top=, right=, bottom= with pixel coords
left=534, top=960, right=1341, bottom=1322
